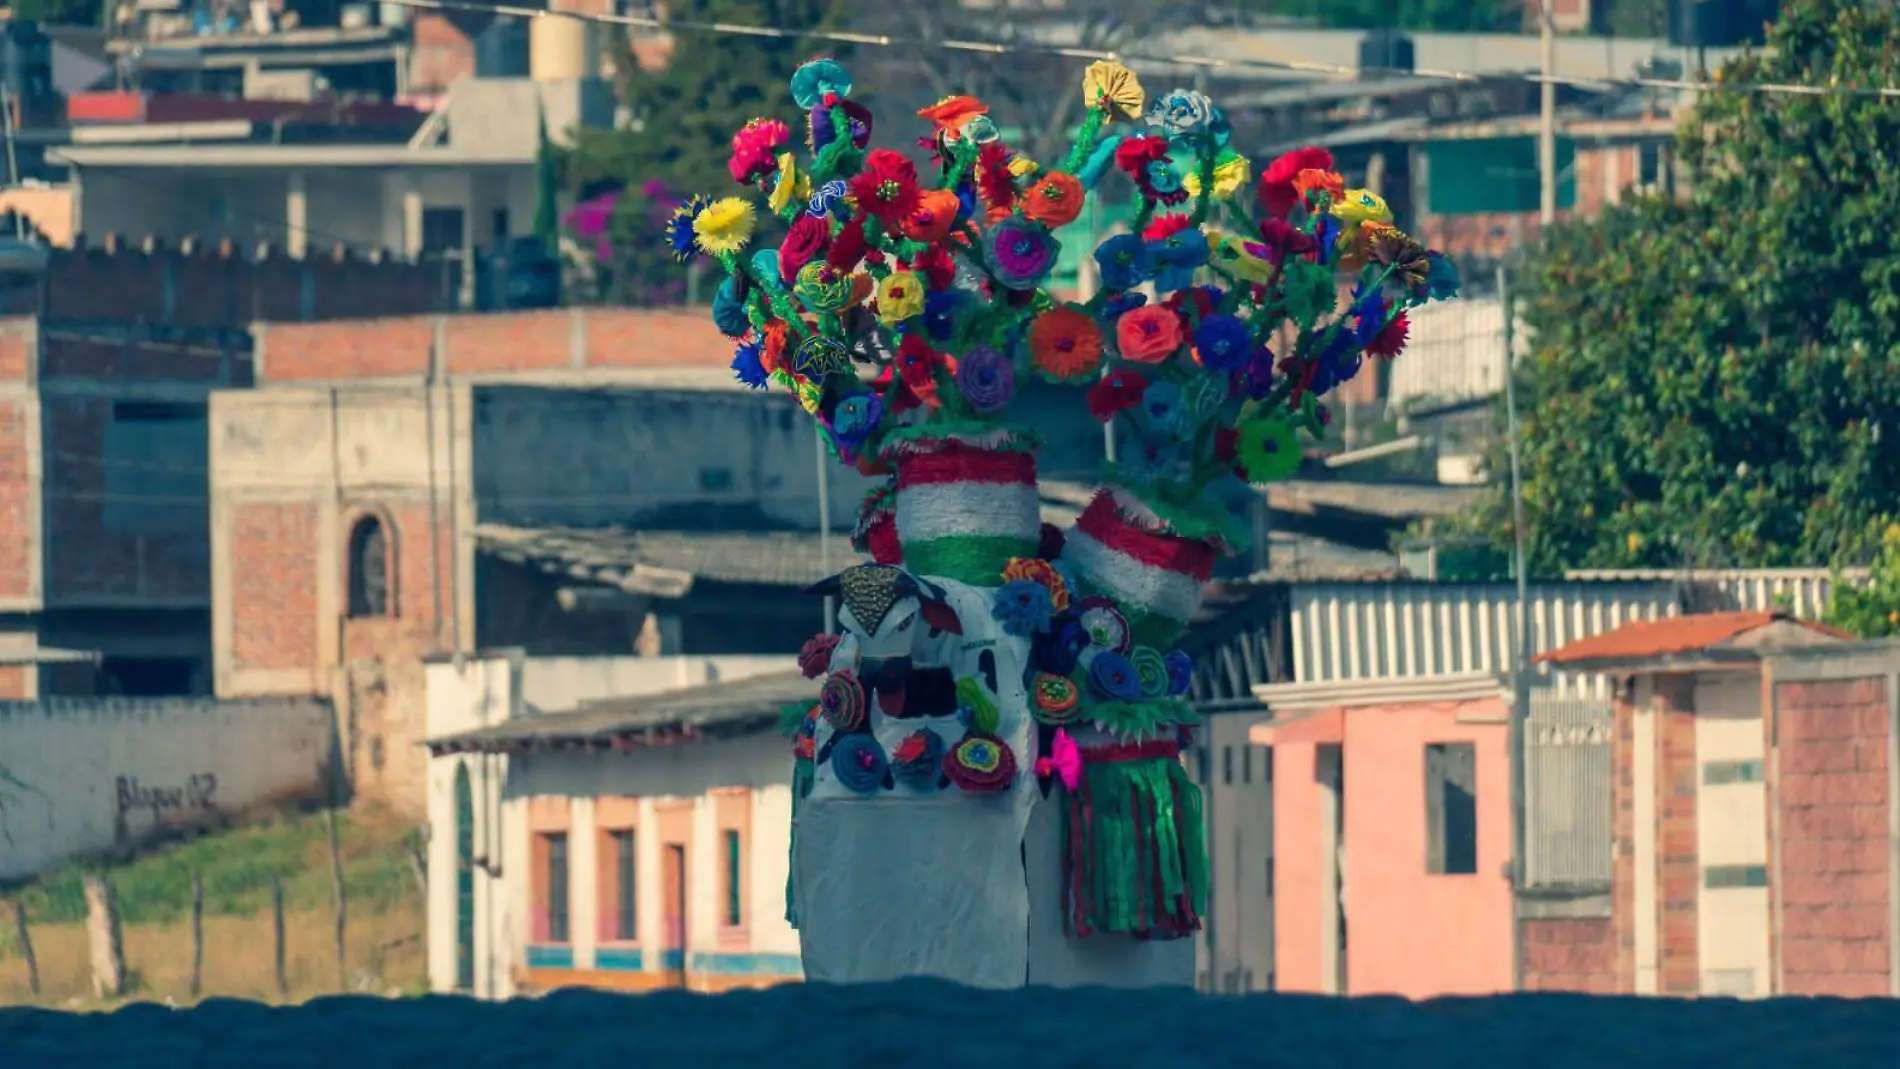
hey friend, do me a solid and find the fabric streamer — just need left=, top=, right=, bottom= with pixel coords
left=1060, top=739, right=1207, bottom=939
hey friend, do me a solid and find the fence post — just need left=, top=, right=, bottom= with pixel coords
left=271, top=875, right=288, bottom=998
left=82, top=876, right=126, bottom=999
left=10, top=898, right=37, bottom=996
left=189, top=870, right=204, bottom=999
left=327, top=807, right=347, bottom=991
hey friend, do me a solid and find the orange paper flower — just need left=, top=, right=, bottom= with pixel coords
left=1028, top=306, right=1104, bottom=382
left=1023, top=172, right=1085, bottom=229
left=917, top=95, right=989, bottom=135
left=902, top=189, right=962, bottom=244
left=1293, top=168, right=1345, bottom=204
left=1115, top=306, right=1184, bottom=363
left=761, top=320, right=790, bottom=375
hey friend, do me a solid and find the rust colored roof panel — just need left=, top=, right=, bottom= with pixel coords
left=1534, top=611, right=1852, bottom=666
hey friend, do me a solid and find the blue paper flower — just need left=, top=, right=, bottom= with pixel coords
left=730, top=338, right=769, bottom=389
left=1146, top=89, right=1218, bottom=139
left=1094, top=234, right=1156, bottom=292
left=749, top=249, right=781, bottom=285
left=711, top=279, right=750, bottom=338
left=1164, top=650, right=1194, bottom=697
left=830, top=392, right=884, bottom=452
left=1119, top=435, right=1183, bottom=484
left=1193, top=314, right=1252, bottom=373
left=1144, top=160, right=1185, bottom=199
left=662, top=195, right=709, bottom=263
left=1033, top=612, right=1089, bottom=676
left=1426, top=252, right=1462, bottom=302
left=924, top=289, right=964, bottom=341
left=992, top=579, right=1055, bottom=637
left=1078, top=133, right=1124, bottom=189
left=791, top=59, right=852, bottom=110
left=807, top=180, right=850, bottom=220
left=1089, top=650, right=1143, bottom=703
left=1150, top=228, right=1210, bottom=293
left=1101, top=291, right=1149, bottom=320
left=1138, top=379, right=1187, bottom=437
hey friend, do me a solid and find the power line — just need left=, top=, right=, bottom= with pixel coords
left=381, top=0, right=1900, bottom=100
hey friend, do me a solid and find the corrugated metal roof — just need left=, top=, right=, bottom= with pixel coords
left=428, top=669, right=814, bottom=754
left=474, top=523, right=864, bottom=591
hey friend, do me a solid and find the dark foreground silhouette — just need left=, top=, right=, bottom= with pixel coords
left=4, top=981, right=1899, bottom=1068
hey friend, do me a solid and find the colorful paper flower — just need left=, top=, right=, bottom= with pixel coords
left=663, top=195, right=710, bottom=262
left=820, top=670, right=868, bottom=732
left=1146, top=217, right=1210, bottom=292
left=892, top=729, right=946, bottom=784
left=1256, top=145, right=1334, bottom=218
left=1031, top=674, right=1082, bottom=725
left=830, top=392, right=884, bottom=452
left=778, top=214, right=829, bottom=282
left=1129, top=647, right=1170, bottom=699
left=1120, top=436, right=1184, bottom=484
left=1028, top=305, right=1105, bottom=383
left=798, top=633, right=840, bottom=679
left=1114, top=135, right=1170, bottom=182
left=992, top=578, right=1055, bottom=637
left=901, top=188, right=962, bottom=244
left=807, top=179, right=850, bottom=219
left=987, top=217, right=1059, bottom=289
left=1138, top=379, right=1187, bottom=437
left=1182, top=151, right=1252, bottom=200
left=691, top=197, right=756, bottom=257
left=794, top=261, right=856, bottom=315
left=956, top=345, right=1014, bottom=414
left=1087, top=369, right=1148, bottom=423
left=729, top=335, right=769, bottom=389
left=944, top=734, right=1017, bottom=793
left=849, top=149, right=922, bottom=227
left=1294, top=167, right=1346, bottom=208
left=975, top=142, right=1017, bottom=213
left=1088, top=650, right=1143, bottom=703
left=1367, top=310, right=1410, bottom=359
left=830, top=731, right=888, bottom=794
left=1146, top=88, right=1219, bottom=140
left=1116, top=305, right=1184, bottom=363
left=767, top=154, right=807, bottom=214
left=1023, top=172, right=1085, bottom=229
left=1208, top=235, right=1277, bottom=285
left=790, top=58, right=852, bottom=110
left=711, top=278, right=750, bottom=337
left=1426, top=252, right=1463, bottom=301
left=895, top=334, right=945, bottom=408
left=1002, top=557, right=1069, bottom=610
left=1193, top=314, right=1252, bottom=373
left=875, top=270, right=926, bottom=324
left=923, top=289, right=964, bottom=341
left=1078, top=598, right=1130, bottom=654
left=809, top=99, right=874, bottom=152
left=1093, top=234, right=1155, bottom=292
left=1237, top=415, right=1303, bottom=484
left=728, top=117, right=790, bottom=185
left=1083, top=60, right=1145, bottom=121
left=825, top=218, right=869, bottom=272
left=1164, top=650, right=1195, bottom=697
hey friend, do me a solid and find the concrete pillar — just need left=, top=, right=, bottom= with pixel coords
left=286, top=171, right=308, bottom=259
left=403, top=180, right=424, bottom=261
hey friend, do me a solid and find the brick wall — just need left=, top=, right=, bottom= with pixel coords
left=1655, top=674, right=1700, bottom=995
left=1771, top=677, right=1893, bottom=997
left=256, top=307, right=730, bottom=383
left=0, top=245, right=448, bottom=329
left=1611, top=686, right=1636, bottom=990
left=229, top=502, right=323, bottom=675
left=411, top=14, right=476, bottom=94
left=0, top=389, right=34, bottom=607
left=1520, top=917, right=1619, bottom=992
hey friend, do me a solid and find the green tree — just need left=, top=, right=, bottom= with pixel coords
left=1436, top=0, right=1900, bottom=574
left=1822, top=524, right=1900, bottom=638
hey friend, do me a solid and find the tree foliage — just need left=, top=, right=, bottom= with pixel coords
left=1438, top=0, right=1900, bottom=575
left=1823, top=524, right=1900, bottom=638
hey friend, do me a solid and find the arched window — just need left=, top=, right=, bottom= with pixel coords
left=347, top=514, right=392, bottom=618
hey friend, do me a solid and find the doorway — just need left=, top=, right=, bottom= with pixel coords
left=662, top=843, right=688, bottom=988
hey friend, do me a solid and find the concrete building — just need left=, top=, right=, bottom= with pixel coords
left=208, top=306, right=868, bottom=814
left=1250, top=672, right=1517, bottom=998
left=421, top=651, right=806, bottom=997
left=1523, top=611, right=1900, bottom=998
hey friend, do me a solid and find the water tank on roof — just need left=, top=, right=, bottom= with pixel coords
left=1666, top=0, right=1779, bottom=49
left=1359, top=29, right=1414, bottom=78
left=475, top=16, right=532, bottom=79
left=530, top=15, right=594, bottom=82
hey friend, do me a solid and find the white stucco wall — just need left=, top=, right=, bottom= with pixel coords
left=1694, top=672, right=1770, bottom=998
left=520, top=655, right=791, bottom=715
left=0, top=697, right=335, bottom=880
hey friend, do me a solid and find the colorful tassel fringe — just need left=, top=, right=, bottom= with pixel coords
left=1060, top=740, right=1208, bottom=939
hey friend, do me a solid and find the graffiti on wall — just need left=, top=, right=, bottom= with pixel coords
left=112, top=773, right=219, bottom=844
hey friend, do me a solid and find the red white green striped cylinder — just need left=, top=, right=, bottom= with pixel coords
left=891, top=440, right=1040, bottom=587
left=1062, top=490, right=1216, bottom=649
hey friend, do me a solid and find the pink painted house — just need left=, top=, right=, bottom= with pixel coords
left=1251, top=673, right=1517, bottom=998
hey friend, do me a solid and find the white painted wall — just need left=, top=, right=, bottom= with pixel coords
left=1693, top=672, right=1770, bottom=998
left=0, top=697, right=335, bottom=880
left=1632, top=676, right=1658, bottom=995
left=1192, top=711, right=1275, bottom=993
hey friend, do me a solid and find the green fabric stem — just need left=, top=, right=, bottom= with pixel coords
left=1065, top=756, right=1208, bottom=936
left=1060, top=107, right=1107, bottom=175
left=899, top=535, right=1040, bottom=587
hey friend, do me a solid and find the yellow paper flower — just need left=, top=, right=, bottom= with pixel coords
left=1008, top=154, right=1041, bottom=180
left=876, top=270, right=927, bottom=324
left=1183, top=155, right=1253, bottom=201
left=1210, top=235, right=1276, bottom=284
left=692, top=197, right=756, bottom=256
left=768, top=153, right=809, bottom=214
left=1083, top=60, right=1145, bottom=122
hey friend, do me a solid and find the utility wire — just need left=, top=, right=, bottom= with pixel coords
left=380, top=0, right=1900, bottom=100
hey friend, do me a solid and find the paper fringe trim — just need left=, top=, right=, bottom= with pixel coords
left=880, top=420, right=1040, bottom=458
left=1061, top=747, right=1208, bottom=940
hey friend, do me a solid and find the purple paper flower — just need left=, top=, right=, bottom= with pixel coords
left=830, top=392, right=884, bottom=452
left=987, top=218, right=1060, bottom=290
left=956, top=345, right=1014, bottom=414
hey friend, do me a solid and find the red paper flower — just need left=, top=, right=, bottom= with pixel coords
left=1087, top=369, right=1149, bottom=422
left=1256, top=218, right=1318, bottom=265
left=1114, top=134, right=1170, bottom=181
left=1256, top=145, right=1334, bottom=219
left=1367, top=310, right=1410, bottom=359
left=911, top=246, right=956, bottom=290
left=779, top=214, right=830, bottom=282
left=728, top=117, right=791, bottom=185
left=797, top=633, right=840, bottom=679
left=1142, top=213, right=1195, bottom=242
left=1023, top=172, right=1085, bottom=229
left=975, top=142, right=1017, bottom=212
left=896, top=334, right=945, bottom=407
left=848, top=149, right=922, bottom=227
left=1115, top=306, right=1185, bottom=363
left=826, top=218, right=869, bottom=271
left=1165, top=285, right=1220, bottom=319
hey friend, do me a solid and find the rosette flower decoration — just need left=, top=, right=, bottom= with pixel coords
left=667, top=55, right=1458, bottom=970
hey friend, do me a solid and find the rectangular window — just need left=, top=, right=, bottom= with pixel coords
left=103, top=400, right=208, bottom=535
left=1702, top=760, right=1764, bottom=786
left=722, top=829, right=743, bottom=928
left=1223, top=746, right=1234, bottom=786
left=611, top=829, right=636, bottom=941
left=1243, top=747, right=1252, bottom=784
left=543, top=832, right=570, bottom=943
left=1703, top=865, right=1768, bottom=890
left=1425, top=743, right=1478, bottom=875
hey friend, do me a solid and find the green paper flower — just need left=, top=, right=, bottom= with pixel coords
left=1237, top=416, right=1302, bottom=484
left=1282, top=259, right=1338, bottom=329
left=794, top=261, right=855, bottom=315
left=1130, top=647, right=1170, bottom=699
